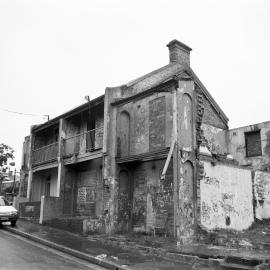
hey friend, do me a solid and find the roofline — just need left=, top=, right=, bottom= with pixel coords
left=110, top=65, right=229, bottom=126
left=32, top=94, right=104, bottom=132
left=187, top=67, right=229, bottom=124
left=229, top=120, right=270, bottom=131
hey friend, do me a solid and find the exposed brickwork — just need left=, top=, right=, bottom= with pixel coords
left=196, top=92, right=204, bottom=148
left=202, top=94, right=227, bottom=130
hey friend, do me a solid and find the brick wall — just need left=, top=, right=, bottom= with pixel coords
left=202, top=94, right=227, bottom=130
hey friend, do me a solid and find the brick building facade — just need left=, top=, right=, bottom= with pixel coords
left=18, top=40, right=270, bottom=242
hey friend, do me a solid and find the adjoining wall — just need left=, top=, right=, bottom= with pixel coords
left=254, top=170, right=270, bottom=220
left=200, top=161, right=254, bottom=231
left=228, top=121, right=270, bottom=170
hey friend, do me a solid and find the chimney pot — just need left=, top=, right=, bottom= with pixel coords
left=167, top=39, right=192, bottom=66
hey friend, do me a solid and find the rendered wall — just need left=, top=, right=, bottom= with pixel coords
left=200, top=161, right=253, bottom=230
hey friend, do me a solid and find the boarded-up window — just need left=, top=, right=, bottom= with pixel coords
left=245, top=130, right=261, bottom=157
left=149, top=97, right=166, bottom=151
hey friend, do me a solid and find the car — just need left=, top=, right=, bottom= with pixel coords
left=0, top=196, right=18, bottom=226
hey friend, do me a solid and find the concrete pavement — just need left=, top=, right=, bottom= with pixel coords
left=1, top=219, right=270, bottom=269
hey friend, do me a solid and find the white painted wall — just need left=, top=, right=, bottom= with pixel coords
left=254, top=171, right=270, bottom=220
left=200, top=161, right=254, bottom=231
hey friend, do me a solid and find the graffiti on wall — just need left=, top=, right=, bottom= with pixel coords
left=200, top=161, right=253, bottom=231
left=77, top=187, right=96, bottom=216
left=254, top=171, right=270, bottom=220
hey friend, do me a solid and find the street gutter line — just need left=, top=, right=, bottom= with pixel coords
left=0, top=229, right=106, bottom=270
left=2, top=226, right=130, bottom=270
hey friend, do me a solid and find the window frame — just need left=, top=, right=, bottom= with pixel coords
left=245, top=130, right=262, bottom=158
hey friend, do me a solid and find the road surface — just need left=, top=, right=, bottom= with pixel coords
left=0, top=228, right=106, bottom=270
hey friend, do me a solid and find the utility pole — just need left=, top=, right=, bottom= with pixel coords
left=12, top=168, right=16, bottom=196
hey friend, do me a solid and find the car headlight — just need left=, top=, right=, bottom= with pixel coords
left=10, top=211, right=18, bottom=215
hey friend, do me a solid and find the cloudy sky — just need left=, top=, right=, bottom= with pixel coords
left=0, top=0, right=270, bottom=169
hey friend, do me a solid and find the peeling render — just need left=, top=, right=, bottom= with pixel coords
left=200, top=161, right=254, bottom=231
left=201, top=124, right=228, bottom=155
left=254, top=171, right=270, bottom=220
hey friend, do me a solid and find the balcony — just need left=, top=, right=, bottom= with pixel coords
left=63, top=128, right=103, bottom=157
left=32, top=142, right=58, bottom=166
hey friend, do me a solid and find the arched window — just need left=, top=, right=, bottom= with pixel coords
left=180, top=94, right=193, bottom=150
left=119, top=111, right=130, bottom=156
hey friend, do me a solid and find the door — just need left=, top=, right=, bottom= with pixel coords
left=119, top=111, right=130, bottom=156
left=118, top=170, right=131, bottom=232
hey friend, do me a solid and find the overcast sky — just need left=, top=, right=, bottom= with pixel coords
left=0, top=0, right=270, bottom=169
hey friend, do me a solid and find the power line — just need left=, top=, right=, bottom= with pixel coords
left=0, top=108, right=49, bottom=120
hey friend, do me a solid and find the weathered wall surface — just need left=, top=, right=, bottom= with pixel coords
left=202, top=95, right=227, bottom=130
left=116, top=92, right=173, bottom=156
left=19, top=201, right=41, bottom=220
left=254, top=171, right=270, bottom=220
left=200, top=161, right=253, bottom=231
left=117, top=159, right=174, bottom=236
left=73, top=159, right=103, bottom=217
left=41, top=196, right=62, bottom=223
left=201, top=124, right=228, bottom=155
left=228, top=122, right=270, bottom=170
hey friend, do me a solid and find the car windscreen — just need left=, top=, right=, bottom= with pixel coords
left=0, top=198, right=10, bottom=206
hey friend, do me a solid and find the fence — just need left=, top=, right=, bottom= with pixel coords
left=63, top=128, right=103, bottom=157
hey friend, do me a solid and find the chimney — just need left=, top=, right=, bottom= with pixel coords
left=167, top=39, right=192, bottom=66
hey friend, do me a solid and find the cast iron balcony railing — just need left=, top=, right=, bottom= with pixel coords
left=32, top=142, right=58, bottom=166
left=63, top=128, right=103, bottom=157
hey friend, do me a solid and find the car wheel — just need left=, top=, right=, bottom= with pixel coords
left=11, top=221, right=16, bottom=227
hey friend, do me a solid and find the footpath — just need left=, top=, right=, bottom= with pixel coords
left=2, top=219, right=270, bottom=270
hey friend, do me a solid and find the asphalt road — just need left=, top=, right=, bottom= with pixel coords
left=0, top=228, right=106, bottom=270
